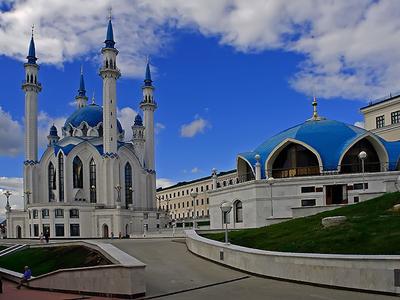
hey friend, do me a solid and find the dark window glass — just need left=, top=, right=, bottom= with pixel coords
left=235, top=201, right=243, bottom=223
left=89, top=159, right=96, bottom=203
left=58, top=153, right=64, bottom=202
left=392, top=111, right=400, bottom=124
left=33, top=224, right=39, bottom=237
left=125, top=163, right=133, bottom=208
left=55, top=224, right=65, bottom=237
left=70, top=209, right=79, bottom=218
left=42, top=209, right=49, bottom=219
left=353, top=183, right=368, bottom=190
left=55, top=209, right=64, bottom=218
left=73, top=156, right=83, bottom=188
left=376, top=115, right=385, bottom=128
left=48, top=162, right=56, bottom=202
left=301, top=199, right=316, bottom=207
left=301, top=186, right=315, bottom=193
left=70, top=224, right=80, bottom=237
left=33, top=210, right=38, bottom=219
left=354, top=196, right=359, bottom=203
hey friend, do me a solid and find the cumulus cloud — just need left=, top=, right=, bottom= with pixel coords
left=0, top=106, right=24, bottom=156
left=354, top=121, right=365, bottom=128
left=155, top=122, right=165, bottom=134
left=180, top=117, right=210, bottom=138
left=1, top=1, right=400, bottom=99
left=191, top=167, right=200, bottom=173
left=117, top=107, right=137, bottom=141
left=156, top=178, right=176, bottom=189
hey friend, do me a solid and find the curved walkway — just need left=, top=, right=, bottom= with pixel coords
left=109, top=238, right=399, bottom=299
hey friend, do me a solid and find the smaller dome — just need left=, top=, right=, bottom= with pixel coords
left=49, top=124, right=58, bottom=136
left=134, top=114, right=143, bottom=126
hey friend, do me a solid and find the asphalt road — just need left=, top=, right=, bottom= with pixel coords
left=109, top=238, right=396, bottom=300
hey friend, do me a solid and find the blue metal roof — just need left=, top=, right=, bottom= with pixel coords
left=134, top=114, right=143, bottom=126
left=239, top=119, right=400, bottom=178
left=104, top=19, right=115, bottom=48
left=64, top=104, right=123, bottom=132
left=27, top=36, right=37, bottom=64
left=78, top=69, right=86, bottom=97
left=49, top=125, right=58, bottom=136
left=144, top=62, right=152, bottom=87
left=53, top=141, right=127, bottom=156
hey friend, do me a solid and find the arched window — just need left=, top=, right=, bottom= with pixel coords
left=340, top=139, right=381, bottom=173
left=81, top=123, right=88, bottom=136
left=98, top=125, right=103, bottom=137
left=125, top=162, right=133, bottom=208
left=234, top=201, right=243, bottom=223
left=89, top=158, right=96, bottom=203
left=271, top=143, right=320, bottom=178
left=105, top=59, right=109, bottom=68
left=48, top=162, right=56, bottom=202
left=58, top=153, right=64, bottom=202
left=73, top=156, right=83, bottom=188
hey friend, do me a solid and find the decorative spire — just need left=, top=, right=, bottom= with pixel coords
left=312, top=96, right=318, bottom=120
left=104, top=8, right=115, bottom=48
left=27, top=25, right=37, bottom=64
left=78, top=65, right=86, bottom=97
left=91, top=91, right=95, bottom=104
left=144, top=57, right=153, bottom=87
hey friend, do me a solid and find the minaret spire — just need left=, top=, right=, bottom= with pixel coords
left=27, top=25, right=37, bottom=64
left=144, top=56, right=153, bottom=87
left=105, top=8, right=115, bottom=49
left=76, top=65, right=88, bottom=108
left=308, top=95, right=325, bottom=121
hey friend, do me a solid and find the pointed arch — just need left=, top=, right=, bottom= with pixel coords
left=125, top=162, right=133, bottom=208
left=233, top=200, right=243, bottom=223
left=265, top=138, right=322, bottom=178
left=58, top=152, right=64, bottom=202
left=48, top=162, right=56, bottom=202
left=89, top=158, right=97, bottom=203
left=73, top=156, right=83, bottom=188
left=237, top=156, right=255, bottom=182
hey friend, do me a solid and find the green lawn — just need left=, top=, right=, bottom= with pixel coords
left=202, top=192, right=400, bottom=255
left=0, top=245, right=111, bottom=276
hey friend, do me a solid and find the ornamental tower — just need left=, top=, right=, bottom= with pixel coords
left=75, top=66, right=88, bottom=108
left=99, top=16, right=120, bottom=154
left=140, top=60, right=157, bottom=170
left=132, top=114, right=145, bottom=164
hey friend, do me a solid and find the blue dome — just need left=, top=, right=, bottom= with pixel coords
left=64, top=104, right=123, bottom=133
left=49, top=124, right=58, bottom=136
left=134, top=114, right=143, bottom=126
left=239, top=118, right=400, bottom=178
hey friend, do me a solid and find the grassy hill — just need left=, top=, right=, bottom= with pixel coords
left=202, top=192, right=400, bottom=255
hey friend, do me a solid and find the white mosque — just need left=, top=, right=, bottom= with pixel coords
left=6, top=18, right=167, bottom=238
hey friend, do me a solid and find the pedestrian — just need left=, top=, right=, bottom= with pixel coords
left=16, top=266, right=31, bottom=289
left=118, top=232, right=122, bottom=239
left=44, top=231, right=49, bottom=243
left=111, top=232, right=114, bottom=239
left=39, top=232, right=44, bottom=243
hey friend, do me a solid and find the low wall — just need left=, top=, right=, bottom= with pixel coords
left=0, top=241, right=146, bottom=298
left=185, top=230, right=400, bottom=295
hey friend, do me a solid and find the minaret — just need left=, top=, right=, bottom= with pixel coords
left=22, top=27, right=41, bottom=163
left=47, top=125, right=60, bottom=146
left=75, top=66, right=88, bottom=108
left=99, top=15, right=120, bottom=154
left=132, top=114, right=145, bottom=164
left=140, top=60, right=157, bottom=170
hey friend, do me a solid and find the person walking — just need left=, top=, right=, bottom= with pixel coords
left=44, top=231, right=49, bottom=243
left=16, top=266, right=31, bottom=289
left=39, top=232, right=44, bottom=243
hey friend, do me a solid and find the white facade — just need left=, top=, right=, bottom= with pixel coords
left=7, top=19, right=167, bottom=238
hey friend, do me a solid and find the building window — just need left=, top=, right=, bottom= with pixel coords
left=182, top=202, right=185, bottom=208
left=55, top=224, right=65, bottom=237
left=33, top=224, right=39, bottom=237
left=55, top=209, right=64, bottom=218
left=206, top=198, right=209, bottom=204
left=42, top=224, right=50, bottom=236
left=42, top=209, right=49, bottom=219
left=156, top=213, right=160, bottom=219
left=33, top=209, right=38, bottom=219
left=144, top=213, right=148, bottom=219
left=70, top=209, right=79, bottom=218
left=48, top=162, right=56, bottom=202
left=301, top=186, right=315, bottom=193
left=376, top=115, right=385, bottom=128
left=89, top=158, right=97, bottom=203
left=392, top=111, right=400, bottom=124
left=201, top=199, right=204, bottom=205
left=70, top=224, right=80, bottom=237
left=73, top=156, right=83, bottom=188
left=301, top=199, right=316, bottom=207
left=353, top=183, right=368, bottom=190
left=58, top=153, right=64, bottom=202
left=354, top=196, right=359, bottom=203
left=234, top=201, right=243, bottom=223
left=125, top=163, right=133, bottom=208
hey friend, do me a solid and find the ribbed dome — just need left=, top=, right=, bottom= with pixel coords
left=64, top=104, right=123, bottom=132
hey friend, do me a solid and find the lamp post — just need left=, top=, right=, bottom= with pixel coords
left=24, top=190, right=31, bottom=205
left=358, top=151, right=367, bottom=191
left=114, top=185, right=122, bottom=208
left=220, top=201, right=232, bottom=244
left=190, top=191, right=198, bottom=229
left=187, top=207, right=193, bottom=229
left=4, top=191, right=11, bottom=212
left=128, top=187, right=134, bottom=209
left=267, top=177, right=275, bottom=217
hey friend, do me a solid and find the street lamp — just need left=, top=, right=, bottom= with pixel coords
left=267, top=177, right=275, bottom=217
left=358, top=151, right=367, bottom=191
left=187, top=207, right=193, bottom=229
left=114, top=185, right=122, bottom=208
left=24, top=190, right=31, bottom=205
left=4, top=191, right=11, bottom=212
left=190, top=191, right=198, bottom=229
left=220, top=201, right=232, bottom=244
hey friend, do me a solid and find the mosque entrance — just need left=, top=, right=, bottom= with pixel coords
left=102, top=224, right=109, bottom=238
left=16, top=226, right=22, bottom=239
left=325, top=185, right=348, bottom=205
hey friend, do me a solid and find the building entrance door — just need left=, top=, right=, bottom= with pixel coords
left=16, top=226, right=22, bottom=238
left=102, top=224, right=109, bottom=238
left=325, top=185, right=348, bottom=205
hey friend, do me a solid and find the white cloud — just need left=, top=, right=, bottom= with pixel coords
left=354, top=121, right=365, bottom=128
left=2, top=1, right=400, bottom=100
left=117, top=107, right=137, bottom=141
left=37, top=111, right=67, bottom=149
left=191, top=167, right=200, bottom=173
left=155, top=122, right=165, bottom=134
left=0, top=106, right=24, bottom=156
left=180, top=117, right=210, bottom=138
left=0, top=177, right=24, bottom=220
left=156, top=178, right=176, bottom=189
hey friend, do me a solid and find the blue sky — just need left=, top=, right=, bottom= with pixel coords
left=0, top=0, right=399, bottom=207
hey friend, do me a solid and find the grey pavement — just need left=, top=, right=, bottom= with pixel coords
left=108, top=238, right=398, bottom=300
